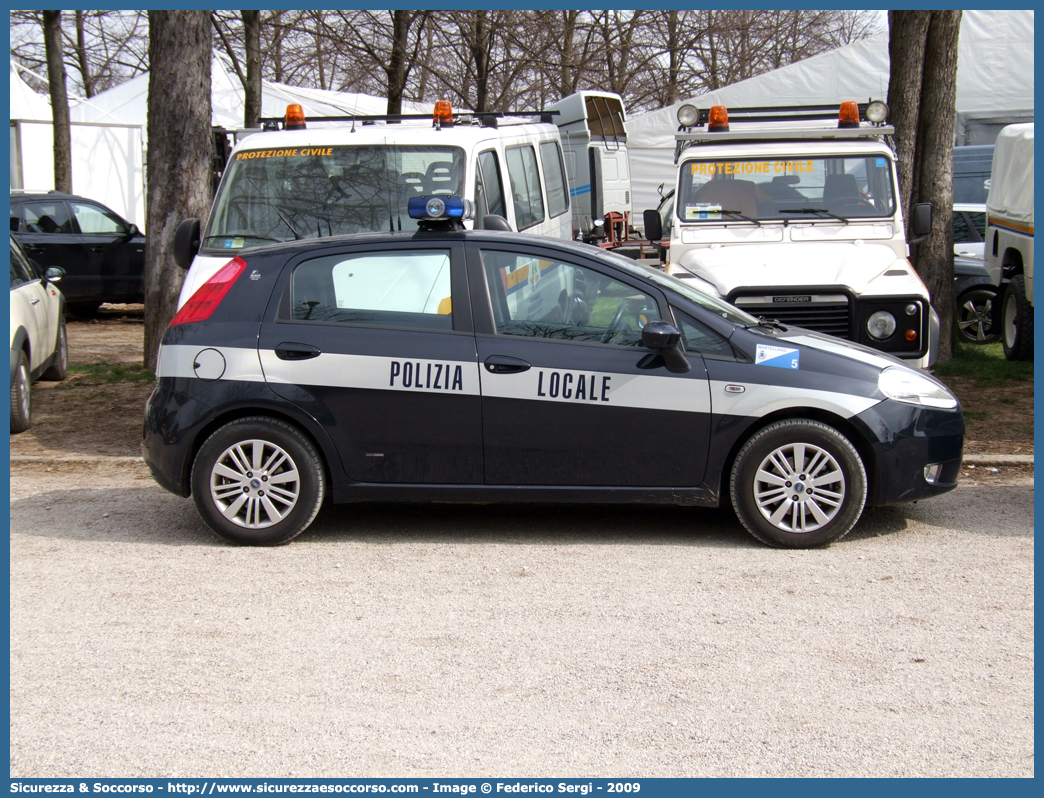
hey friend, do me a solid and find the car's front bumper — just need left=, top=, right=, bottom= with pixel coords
left=852, top=397, right=965, bottom=506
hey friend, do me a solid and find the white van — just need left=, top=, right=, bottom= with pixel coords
left=546, top=91, right=632, bottom=245
left=174, top=103, right=572, bottom=307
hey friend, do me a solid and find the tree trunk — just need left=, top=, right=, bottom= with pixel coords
left=914, top=10, right=962, bottom=363
left=886, top=11, right=930, bottom=230
left=144, top=11, right=213, bottom=372
left=74, top=10, right=95, bottom=98
left=43, top=11, right=72, bottom=194
left=385, top=10, right=409, bottom=114
left=242, top=10, right=262, bottom=128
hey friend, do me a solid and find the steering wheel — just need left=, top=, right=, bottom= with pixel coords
left=601, top=300, right=630, bottom=344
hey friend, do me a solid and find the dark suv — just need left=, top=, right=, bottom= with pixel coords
left=9, top=191, right=145, bottom=315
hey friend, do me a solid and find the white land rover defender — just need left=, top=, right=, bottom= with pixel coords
left=643, top=101, right=938, bottom=368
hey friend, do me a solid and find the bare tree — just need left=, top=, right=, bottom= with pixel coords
left=144, top=11, right=213, bottom=371
left=43, top=11, right=72, bottom=193
left=888, top=10, right=962, bottom=363
left=211, top=11, right=263, bottom=127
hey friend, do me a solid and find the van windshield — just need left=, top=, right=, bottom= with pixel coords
left=204, top=145, right=466, bottom=247
left=677, top=155, right=896, bottom=223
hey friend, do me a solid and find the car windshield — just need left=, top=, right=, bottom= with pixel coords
left=676, top=155, right=896, bottom=222
left=596, top=249, right=759, bottom=326
left=204, top=144, right=466, bottom=247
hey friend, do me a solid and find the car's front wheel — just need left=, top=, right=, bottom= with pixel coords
left=191, top=417, right=326, bottom=545
left=730, top=419, right=867, bottom=548
left=10, top=349, right=32, bottom=434
left=1002, top=274, right=1034, bottom=361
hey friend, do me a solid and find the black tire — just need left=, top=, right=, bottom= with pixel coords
left=1001, top=274, right=1034, bottom=361
left=10, top=349, right=32, bottom=434
left=955, top=288, right=1000, bottom=344
left=729, top=419, right=867, bottom=548
left=191, top=417, right=326, bottom=545
left=40, top=318, right=68, bottom=381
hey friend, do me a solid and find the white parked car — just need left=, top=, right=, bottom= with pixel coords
left=10, top=235, right=68, bottom=432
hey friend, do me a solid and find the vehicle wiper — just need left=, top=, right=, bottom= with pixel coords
left=718, top=209, right=761, bottom=226
left=203, top=232, right=283, bottom=243
left=744, top=316, right=789, bottom=332
left=247, top=177, right=304, bottom=240
left=779, top=207, right=849, bottom=223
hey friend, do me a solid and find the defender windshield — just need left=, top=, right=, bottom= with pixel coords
left=677, top=155, right=896, bottom=223
left=204, top=145, right=466, bottom=247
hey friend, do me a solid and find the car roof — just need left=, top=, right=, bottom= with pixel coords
left=10, top=191, right=91, bottom=202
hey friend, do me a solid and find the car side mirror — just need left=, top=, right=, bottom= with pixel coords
left=173, top=218, right=201, bottom=270
left=641, top=320, right=690, bottom=373
left=45, top=266, right=64, bottom=282
left=125, top=223, right=140, bottom=239
left=910, top=202, right=932, bottom=244
left=643, top=209, right=663, bottom=242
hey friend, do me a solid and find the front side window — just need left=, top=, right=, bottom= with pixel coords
left=677, top=155, right=896, bottom=222
left=206, top=145, right=466, bottom=248
left=481, top=249, right=659, bottom=346
left=21, top=201, right=74, bottom=234
left=539, top=141, right=569, bottom=218
left=291, top=249, right=453, bottom=330
left=474, top=149, right=505, bottom=222
left=674, top=309, right=735, bottom=359
left=10, top=242, right=35, bottom=287
left=505, top=146, right=545, bottom=230
left=71, top=202, right=126, bottom=235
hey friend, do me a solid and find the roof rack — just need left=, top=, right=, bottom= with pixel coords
left=257, top=109, right=559, bottom=132
left=673, top=102, right=894, bottom=162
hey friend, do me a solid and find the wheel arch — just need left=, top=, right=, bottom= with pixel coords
left=1002, top=246, right=1025, bottom=275
left=184, top=404, right=337, bottom=499
left=10, top=327, right=30, bottom=385
left=714, top=407, right=878, bottom=508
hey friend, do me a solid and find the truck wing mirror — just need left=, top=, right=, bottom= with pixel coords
left=643, top=209, right=663, bottom=243
left=173, top=218, right=201, bottom=270
left=910, top=203, right=933, bottom=243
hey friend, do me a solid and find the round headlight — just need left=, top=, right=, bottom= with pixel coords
left=867, top=310, right=897, bottom=340
left=425, top=197, right=446, bottom=218
left=677, top=104, right=699, bottom=127
left=866, top=101, right=888, bottom=123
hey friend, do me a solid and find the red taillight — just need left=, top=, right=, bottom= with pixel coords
left=169, top=257, right=247, bottom=327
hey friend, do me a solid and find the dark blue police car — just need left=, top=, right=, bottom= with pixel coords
left=143, top=196, right=964, bottom=548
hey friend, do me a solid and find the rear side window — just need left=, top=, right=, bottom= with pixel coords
left=505, top=146, right=545, bottom=230
left=21, top=201, right=74, bottom=234
left=474, top=150, right=506, bottom=222
left=539, top=141, right=569, bottom=218
left=291, top=249, right=453, bottom=330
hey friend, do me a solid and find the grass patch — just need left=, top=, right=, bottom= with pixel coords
left=68, top=362, right=155, bottom=384
left=998, top=396, right=1019, bottom=405
left=963, top=409, right=991, bottom=421
left=934, top=340, right=1034, bottom=387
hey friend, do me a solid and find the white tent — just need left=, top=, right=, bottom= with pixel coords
left=627, top=9, right=1034, bottom=215
left=69, top=56, right=433, bottom=130
left=11, top=63, right=147, bottom=228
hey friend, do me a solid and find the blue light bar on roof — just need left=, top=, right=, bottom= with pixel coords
left=408, top=195, right=474, bottom=221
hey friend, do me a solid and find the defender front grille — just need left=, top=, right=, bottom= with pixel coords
left=732, top=293, right=851, bottom=338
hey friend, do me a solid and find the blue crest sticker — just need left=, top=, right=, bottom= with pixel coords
left=756, top=344, right=800, bottom=369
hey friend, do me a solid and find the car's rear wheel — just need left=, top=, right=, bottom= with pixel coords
left=955, top=288, right=1000, bottom=344
left=730, top=419, right=867, bottom=548
left=41, top=318, right=68, bottom=381
left=10, top=349, right=32, bottom=434
left=191, top=418, right=325, bottom=545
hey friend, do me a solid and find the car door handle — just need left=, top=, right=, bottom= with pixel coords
left=91, top=247, right=105, bottom=253
left=29, top=298, right=40, bottom=306
left=274, top=343, right=321, bottom=361
left=484, top=355, right=531, bottom=374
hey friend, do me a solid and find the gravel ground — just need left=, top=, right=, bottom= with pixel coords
left=9, top=461, right=1034, bottom=778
